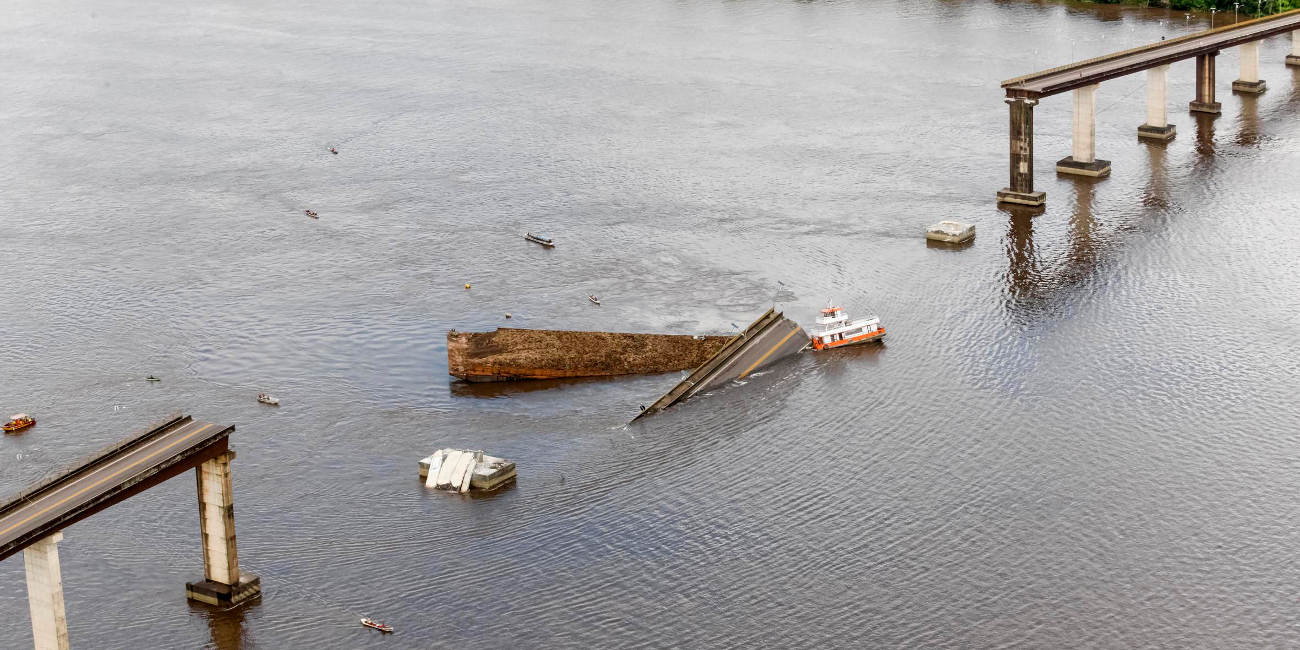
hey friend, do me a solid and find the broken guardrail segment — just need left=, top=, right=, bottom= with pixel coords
left=632, top=308, right=809, bottom=421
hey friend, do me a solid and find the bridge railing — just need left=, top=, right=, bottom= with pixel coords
left=0, top=411, right=189, bottom=518
left=1002, top=7, right=1300, bottom=88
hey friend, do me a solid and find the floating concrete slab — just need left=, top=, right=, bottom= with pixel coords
left=633, top=308, right=809, bottom=421
left=925, top=221, right=975, bottom=244
left=420, top=450, right=517, bottom=492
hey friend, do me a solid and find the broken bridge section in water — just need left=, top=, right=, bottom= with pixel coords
left=632, top=307, right=809, bottom=421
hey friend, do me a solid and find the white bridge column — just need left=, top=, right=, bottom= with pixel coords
left=1232, top=41, right=1266, bottom=93
left=187, top=450, right=261, bottom=606
left=24, top=532, right=70, bottom=650
left=1057, top=84, right=1111, bottom=177
left=1139, top=65, right=1176, bottom=141
left=1287, top=31, right=1300, bottom=67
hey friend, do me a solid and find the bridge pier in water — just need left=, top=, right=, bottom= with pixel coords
left=1057, top=84, right=1110, bottom=177
left=996, top=98, right=1046, bottom=206
left=1289, top=30, right=1300, bottom=67
left=1190, top=52, right=1222, bottom=114
left=1139, top=65, right=1176, bottom=141
left=1233, top=41, right=1267, bottom=93
left=186, top=450, right=260, bottom=606
left=24, top=533, right=70, bottom=650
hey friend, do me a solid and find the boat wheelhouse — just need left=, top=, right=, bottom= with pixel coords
left=811, top=304, right=884, bottom=351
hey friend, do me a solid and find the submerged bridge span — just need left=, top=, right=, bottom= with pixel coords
left=997, top=9, right=1300, bottom=206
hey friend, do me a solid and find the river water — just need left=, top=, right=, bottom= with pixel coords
left=3, top=0, right=1300, bottom=647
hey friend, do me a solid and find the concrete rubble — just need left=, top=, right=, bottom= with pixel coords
left=420, top=449, right=516, bottom=493
left=925, top=221, right=975, bottom=243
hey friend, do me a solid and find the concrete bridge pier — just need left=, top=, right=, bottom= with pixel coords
left=1288, top=30, right=1300, bottom=67
left=24, top=532, right=70, bottom=650
left=186, top=450, right=260, bottom=606
left=1139, top=65, right=1176, bottom=140
left=997, top=97, right=1046, bottom=206
left=1190, top=52, right=1222, bottom=114
left=1057, top=84, right=1110, bottom=177
left=1233, top=41, right=1267, bottom=93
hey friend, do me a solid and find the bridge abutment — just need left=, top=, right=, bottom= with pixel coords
left=1057, top=84, right=1110, bottom=177
left=1288, top=30, right=1300, bottom=67
left=1139, top=65, right=1176, bottom=141
left=996, top=97, right=1046, bottom=206
left=1233, top=41, right=1266, bottom=93
left=186, top=450, right=260, bottom=606
left=24, top=532, right=70, bottom=650
left=1191, top=52, right=1222, bottom=114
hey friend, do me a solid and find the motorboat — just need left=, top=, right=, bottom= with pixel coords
left=810, top=303, right=884, bottom=351
left=524, top=233, right=555, bottom=247
left=588, top=294, right=600, bottom=305
left=145, top=375, right=161, bottom=382
left=304, top=210, right=318, bottom=219
left=3, top=414, right=35, bottom=432
left=257, top=393, right=279, bottom=405
left=360, top=618, right=394, bottom=633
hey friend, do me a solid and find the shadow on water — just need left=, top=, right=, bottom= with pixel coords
left=925, top=237, right=976, bottom=251
left=419, top=477, right=518, bottom=500
left=448, top=375, right=632, bottom=399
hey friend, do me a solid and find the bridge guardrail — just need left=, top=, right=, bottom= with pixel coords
left=0, top=411, right=189, bottom=518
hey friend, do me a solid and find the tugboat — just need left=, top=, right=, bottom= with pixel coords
left=360, top=617, right=394, bottom=633
left=810, top=303, right=884, bottom=351
left=3, top=414, right=35, bottom=432
left=588, top=294, right=600, bottom=305
left=257, top=393, right=280, bottom=406
left=524, top=233, right=555, bottom=248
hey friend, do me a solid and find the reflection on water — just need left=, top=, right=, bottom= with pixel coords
left=1235, top=93, right=1260, bottom=148
left=192, top=599, right=253, bottom=650
left=1193, top=111, right=1218, bottom=158
left=1140, top=137, right=1170, bottom=209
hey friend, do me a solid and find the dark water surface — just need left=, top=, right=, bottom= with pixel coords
left=3, top=0, right=1300, bottom=647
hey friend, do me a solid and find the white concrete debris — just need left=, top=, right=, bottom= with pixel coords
left=925, top=220, right=976, bottom=243
left=419, top=449, right=516, bottom=493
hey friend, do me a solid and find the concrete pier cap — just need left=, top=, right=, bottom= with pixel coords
left=1288, top=30, right=1300, bottom=67
left=1139, top=65, right=1176, bottom=141
left=1057, top=84, right=1111, bottom=178
left=1232, top=40, right=1267, bottom=93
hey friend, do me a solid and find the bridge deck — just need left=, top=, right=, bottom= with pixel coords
left=1003, top=9, right=1300, bottom=99
left=0, top=417, right=234, bottom=562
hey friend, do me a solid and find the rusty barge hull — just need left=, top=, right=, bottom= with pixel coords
left=447, top=328, right=732, bottom=382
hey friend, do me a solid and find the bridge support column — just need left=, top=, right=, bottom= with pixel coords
left=1191, top=52, right=1222, bottom=114
left=1139, top=65, right=1176, bottom=141
left=997, top=97, right=1046, bottom=206
left=1287, top=30, right=1300, bottom=67
left=1057, top=84, right=1110, bottom=177
left=186, top=450, right=260, bottom=606
left=1232, top=41, right=1266, bottom=93
left=24, top=532, right=70, bottom=650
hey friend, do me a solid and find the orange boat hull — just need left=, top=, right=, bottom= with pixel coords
left=811, top=327, right=885, bottom=352
left=3, top=418, right=35, bottom=432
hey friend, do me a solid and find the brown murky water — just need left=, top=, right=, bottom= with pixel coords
left=3, top=0, right=1300, bottom=647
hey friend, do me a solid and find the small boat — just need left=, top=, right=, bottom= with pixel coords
left=329, top=147, right=338, bottom=154
left=360, top=618, right=394, bottom=633
left=3, top=414, right=35, bottom=432
left=810, top=303, right=884, bottom=351
left=304, top=210, right=318, bottom=219
left=257, top=393, right=280, bottom=405
left=588, top=294, right=600, bottom=305
left=524, top=233, right=555, bottom=248
left=145, top=375, right=161, bottom=382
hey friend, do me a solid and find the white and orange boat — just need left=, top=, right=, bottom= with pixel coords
left=810, top=304, right=884, bottom=351
left=3, top=413, right=35, bottom=432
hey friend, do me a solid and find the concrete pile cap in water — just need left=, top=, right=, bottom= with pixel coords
left=447, top=328, right=732, bottom=381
